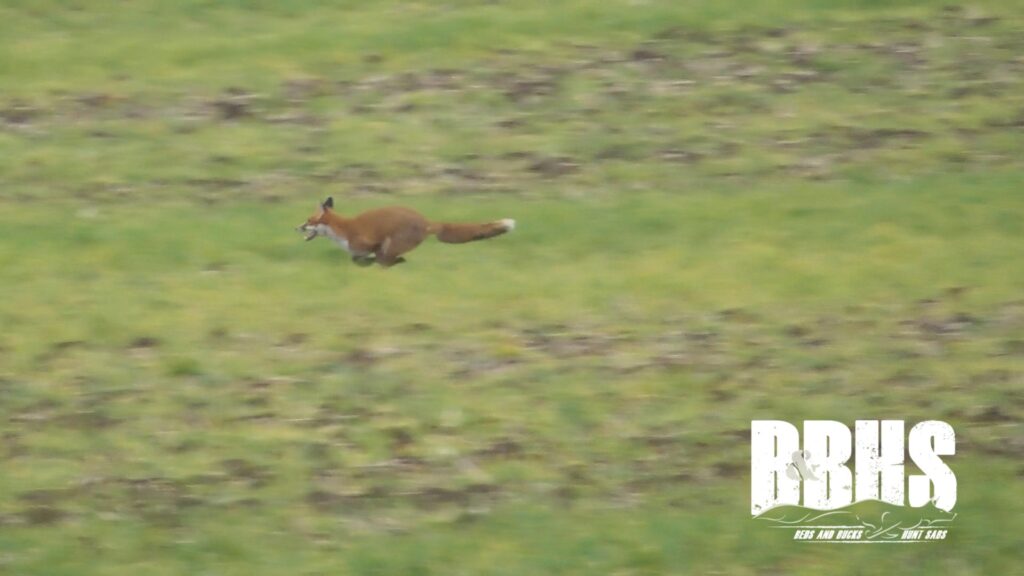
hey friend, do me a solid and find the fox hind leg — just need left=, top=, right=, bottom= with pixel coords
left=375, top=233, right=422, bottom=267
left=377, top=256, right=406, bottom=267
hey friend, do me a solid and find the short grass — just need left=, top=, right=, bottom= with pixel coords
left=1, top=1, right=1024, bottom=575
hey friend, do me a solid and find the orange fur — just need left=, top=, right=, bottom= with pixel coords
left=297, top=198, right=514, bottom=267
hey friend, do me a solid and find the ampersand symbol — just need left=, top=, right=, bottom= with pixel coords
left=786, top=450, right=820, bottom=482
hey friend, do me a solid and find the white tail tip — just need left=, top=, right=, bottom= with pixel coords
left=500, top=218, right=516, bottom=231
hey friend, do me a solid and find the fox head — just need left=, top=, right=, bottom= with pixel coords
left=296, top=197, right=334, bottom=241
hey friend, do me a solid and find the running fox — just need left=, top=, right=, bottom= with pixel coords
left=297, top=197, right=515, bottom=267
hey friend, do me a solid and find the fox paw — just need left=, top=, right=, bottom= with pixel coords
left=352, top=255, right=376, bottom=267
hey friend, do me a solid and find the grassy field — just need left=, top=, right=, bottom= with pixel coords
left=2, top=1, right=1024, bottom=574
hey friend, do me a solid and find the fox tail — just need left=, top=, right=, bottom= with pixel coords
left=430, top=218, right=515, bottom=244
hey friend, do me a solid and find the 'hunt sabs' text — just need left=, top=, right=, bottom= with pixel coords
left=751, top=420, right=956, bottom=515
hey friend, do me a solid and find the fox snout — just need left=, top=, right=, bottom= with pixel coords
left=297, top=223, right=318, bottom=241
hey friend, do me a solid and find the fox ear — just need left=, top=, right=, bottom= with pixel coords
left=322, top=197, right=334, bottom=209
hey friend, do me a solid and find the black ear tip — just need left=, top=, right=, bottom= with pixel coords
left=323, top=197, right=334, bottom=208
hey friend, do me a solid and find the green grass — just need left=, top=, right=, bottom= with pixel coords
left=2, top=1, right=1024, bottom=574
left=5, top=0, right=1015, bottom=94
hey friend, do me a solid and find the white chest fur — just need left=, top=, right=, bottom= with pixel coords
left=315, top=224, right=351, bottom=253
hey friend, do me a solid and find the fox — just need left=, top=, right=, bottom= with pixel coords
left=297, top=197, right=515, bottom=267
